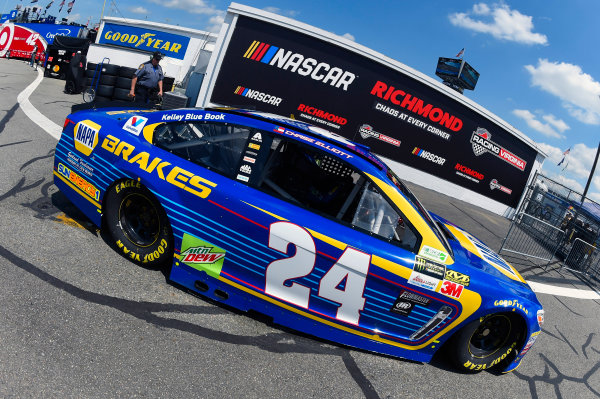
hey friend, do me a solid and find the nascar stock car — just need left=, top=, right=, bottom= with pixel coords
left=53, top=107, right=543, bottom=373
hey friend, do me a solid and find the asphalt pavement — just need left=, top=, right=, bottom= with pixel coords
left=1, top=57, right=599, bottom=398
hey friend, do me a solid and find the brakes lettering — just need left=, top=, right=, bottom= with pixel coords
left=102, top=135, right=216, bottom=198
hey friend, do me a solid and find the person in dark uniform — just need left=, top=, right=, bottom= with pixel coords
left=30, top=44, right=38, bottom=68
left=129, top=51, right=164, bottom=103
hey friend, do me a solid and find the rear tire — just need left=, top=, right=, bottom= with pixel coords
left=104, top=180, right=173, bottom=268
left=446, top=313, right=523, bottom=373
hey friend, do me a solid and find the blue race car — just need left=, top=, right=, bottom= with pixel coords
left=53, top=107, right=543, bottom=373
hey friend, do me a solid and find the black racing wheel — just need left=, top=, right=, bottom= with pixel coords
left=446, top=313, right=524, bottom=373
left=104, top=179, right=173, bottom=268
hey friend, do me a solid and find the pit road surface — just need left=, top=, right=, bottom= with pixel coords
left=1, top=58, right=599, bottom=398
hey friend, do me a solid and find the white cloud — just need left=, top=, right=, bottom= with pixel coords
left=149, top=0, right=221, bottom=15
left=512, top=109, right=568, bottom=139
left=130, top=6, right=149, bottom=14
left=542, top=114, right=569, bottom=132
left=66, top=13, right=81, bottom=22
left=262, top=7, right=299, bottom=17
left=341, top=33, right=355, bottom=41
left=525, top=59, right=600, bottom=125
left=449, top=3, right=548, bottom=45
left=207, top=14, right=225, bottom=33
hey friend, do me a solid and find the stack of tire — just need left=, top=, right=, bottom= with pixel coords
left=84, top=62, right=177, bottom=104
left=113, top=66, right=137, bottom=101
left=84, top=62, right=119, bottom=103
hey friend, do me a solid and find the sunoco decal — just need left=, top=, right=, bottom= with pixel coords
left=471, top=128, right=526, bottom=171
left=243, top=40, right=356, bottom=91
left=180, top=233, right=226, bottom=278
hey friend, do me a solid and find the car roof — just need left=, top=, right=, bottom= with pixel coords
left=209, top=107, right=387, bottom=171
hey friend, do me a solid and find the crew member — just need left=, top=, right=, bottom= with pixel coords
left=129, top=51, right=164, bottom=103
left=30, top=44, right=38, bottom=68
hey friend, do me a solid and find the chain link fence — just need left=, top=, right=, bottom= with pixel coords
left=500, top=172, right=600, bottom=284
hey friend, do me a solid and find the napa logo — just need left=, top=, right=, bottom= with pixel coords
left=123, top=115, right=148, bottom=136
left=243, top=40, right=356, bottom=91
left=74, top=120, right=100, bottom=156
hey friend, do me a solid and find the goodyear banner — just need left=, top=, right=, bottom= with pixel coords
left=208, top=16, right=538, bottom=207
left=99, top=23, right=189, bottom=60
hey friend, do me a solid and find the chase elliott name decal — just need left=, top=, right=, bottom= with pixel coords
left=234, top=86, right=282, bottom=106
left=471, top=128, right=526, bottom=171
left=243, top=40, right=356, bottom=91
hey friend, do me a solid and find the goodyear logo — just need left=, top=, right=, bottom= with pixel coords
left=444, top=270, right=470, bottom=287
left=99, top=23, right=190, bottom=60
left=243, top=40, right=356, bottom=91
left=74, top=120, right=100, bottom=156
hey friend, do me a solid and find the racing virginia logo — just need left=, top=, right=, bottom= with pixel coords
left=489, top=179, right=512, bottom=194
left=470, top=128, right=526, bottom=171
left=358, top=124, right=400, bottom=147
left=243, top=40, right=356, bottom=91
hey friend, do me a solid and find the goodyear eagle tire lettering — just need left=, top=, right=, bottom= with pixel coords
left=104, top=179, right=173, bottom=268
left=446, top=313, right=524, bottom=373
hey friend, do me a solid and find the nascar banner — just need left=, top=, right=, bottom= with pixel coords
left=208, top=16, right=538, bottom=207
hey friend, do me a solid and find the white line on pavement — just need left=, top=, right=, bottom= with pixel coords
left=17, top=67, right=62, bottom=140
left=528, top=281, right=600, bottom=299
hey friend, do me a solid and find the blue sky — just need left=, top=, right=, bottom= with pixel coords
left=5, top=0, right=600, bottom=202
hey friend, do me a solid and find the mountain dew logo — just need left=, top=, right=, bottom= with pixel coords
left=180, top=233, right=226, bottom=278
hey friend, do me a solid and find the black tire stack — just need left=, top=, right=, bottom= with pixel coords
left=113, top=66, right=137, bottom=101
left=83, top=62, right=175, bottom=104
left=84, top=62, right=119, bottom=103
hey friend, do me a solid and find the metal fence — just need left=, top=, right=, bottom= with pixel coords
left=563, top=238, right=599, bottom=275
left=500, top=172, right=600, bottom=278
left=499, top=213, right=565, bottom=268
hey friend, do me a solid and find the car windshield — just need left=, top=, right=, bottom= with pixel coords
left=385, top=168, right=453, bottom=258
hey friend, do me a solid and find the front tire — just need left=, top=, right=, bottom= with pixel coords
left=446, top=313, right=523, bottom=373
left=104, top=179, right=173, bottom=268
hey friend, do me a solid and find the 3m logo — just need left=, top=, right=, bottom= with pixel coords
left=243, top=40, right=356, bottom=91
left=74, top=120, right=100, bottom=156
left=440, top=280, right=464, bottom=299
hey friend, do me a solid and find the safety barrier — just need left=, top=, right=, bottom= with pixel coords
left=563, top=238, right=599, bottom=275
left=499, top=212, right=565, bottom=268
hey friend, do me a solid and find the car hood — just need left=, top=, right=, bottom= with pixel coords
left=430, top=213, right=538, bottom=302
